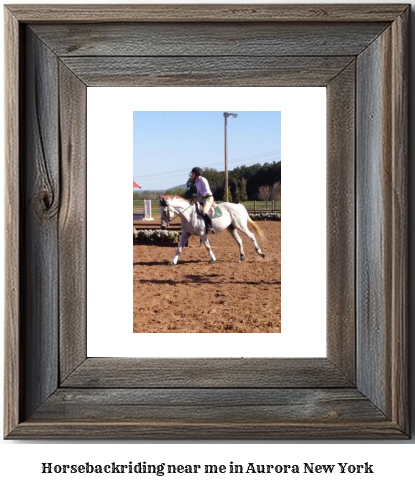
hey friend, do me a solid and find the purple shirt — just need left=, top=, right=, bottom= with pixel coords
left=195, top=176, right=212, bottom=197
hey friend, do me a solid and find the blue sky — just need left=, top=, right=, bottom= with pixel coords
left=133, top=111, right=281, bottom=191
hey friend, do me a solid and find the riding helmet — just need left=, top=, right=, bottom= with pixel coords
left=191, top=167, right=203, bottom=176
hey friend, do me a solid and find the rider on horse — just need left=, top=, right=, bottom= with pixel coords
left=190, top=167, right=215, bottom=233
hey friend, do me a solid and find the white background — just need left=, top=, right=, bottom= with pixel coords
left=87, top=86, right=326, bottom=358
left=1, top=0, right=414, bottom=486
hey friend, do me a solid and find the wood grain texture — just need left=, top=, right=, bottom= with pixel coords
left=356, top=8, right=408, bottom=428
left=61, top=56, right=354, bottom=87
left=6, top=4, right=409, bottom=23
left=326, top=62, right=356, bottom=383
left=58, top=63, right=87, bottom=381
left=31, top=22, right=388, bottom=57
left=4, top=6, right=21, bottom=438
left=356, top=28, right=392, bottom=416
left=21, top=28, right=60, bottom=420
left=32, top=389, right=386, bottom=423
left=4, top=4, right=410, bottom=440
left=389, top=8, right=409, bottom=432
left=7, top=421, right=406, bottom=441
left=62, top=358, right=353, bottom=389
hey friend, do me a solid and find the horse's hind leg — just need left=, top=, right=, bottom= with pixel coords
left=200, top=234, right=216, bottom=264
left=227, top=227, right=245, bottom=262
left=238, top=224, right=265, bottom=258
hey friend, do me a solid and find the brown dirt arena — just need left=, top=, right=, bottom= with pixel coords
left=133, top=220, right=281, bottom=333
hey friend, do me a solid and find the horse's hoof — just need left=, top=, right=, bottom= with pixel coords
left=209, top=260, right=216, bottom=265
left=260, top=253, right=266, bottom=258
left=238, top=255, right=245, bottom=262
left=167, top=261, right=175, bottom=266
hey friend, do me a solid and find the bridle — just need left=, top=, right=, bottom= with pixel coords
left=160, top=198, right=194, bottom=224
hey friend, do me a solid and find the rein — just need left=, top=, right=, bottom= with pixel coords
left=166, top=201, right=195, bottom=222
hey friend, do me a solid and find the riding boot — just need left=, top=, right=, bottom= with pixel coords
left=204, top=214, right=215, bottom=233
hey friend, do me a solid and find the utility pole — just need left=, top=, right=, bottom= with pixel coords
left=223, top=112, right=238, bottom=202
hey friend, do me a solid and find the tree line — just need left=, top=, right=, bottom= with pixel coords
left=134, top=161, right=281, bottom=203
left=181, top=161, right=281, bottom=202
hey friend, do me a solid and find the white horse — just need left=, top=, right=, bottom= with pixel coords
left=159, top=195, right=265, bottom=265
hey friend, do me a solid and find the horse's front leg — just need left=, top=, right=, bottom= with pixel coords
left=169, top=231, right=189, bottom=265
left=200, top=234, right=216, bottom=264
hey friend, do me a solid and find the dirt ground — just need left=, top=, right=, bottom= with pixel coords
left=133, top=221, right=281, bottom=333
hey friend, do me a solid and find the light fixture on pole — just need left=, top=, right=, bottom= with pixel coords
left=223, top=112, right=238, bottom=202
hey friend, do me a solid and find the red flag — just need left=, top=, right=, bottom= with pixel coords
left=133, top=181, right=141, bottom=188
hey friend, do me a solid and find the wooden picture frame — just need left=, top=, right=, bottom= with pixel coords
left=4, top=4, right=409, bottom=439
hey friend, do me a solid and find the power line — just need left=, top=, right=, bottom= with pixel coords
left=134, top=159, right=281, bottom=183
left=135, top=150, right=280, bottom=178
left=134, top=150, right=281, bottom=181
left=135, top=160, right=281, bottom=181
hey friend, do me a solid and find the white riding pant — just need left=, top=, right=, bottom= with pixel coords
left=200, top=196, right=214, bottom=216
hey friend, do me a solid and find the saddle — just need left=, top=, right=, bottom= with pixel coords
left=196, top=201, right=222, bottom=219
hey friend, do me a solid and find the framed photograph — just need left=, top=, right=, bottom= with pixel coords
left=87, top=86, right=326, bottom=359
left=131, top=108, right=283, bottom=335
left=4, top=4, right=409, bottom=439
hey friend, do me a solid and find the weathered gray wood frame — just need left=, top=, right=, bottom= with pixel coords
left=4, top=4, right=409, bottom=439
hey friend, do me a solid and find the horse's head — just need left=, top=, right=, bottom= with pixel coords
left=159, top=196, right=174, bottom=229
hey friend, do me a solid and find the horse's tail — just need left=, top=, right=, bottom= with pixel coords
left=247, top=213, right=266, bottom=240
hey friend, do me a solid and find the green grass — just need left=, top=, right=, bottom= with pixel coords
left=133, top=199, right=160, bottom=217
left=242, top=200, right=281, bottom=211
left=133, top=199, right=281, bottom=218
